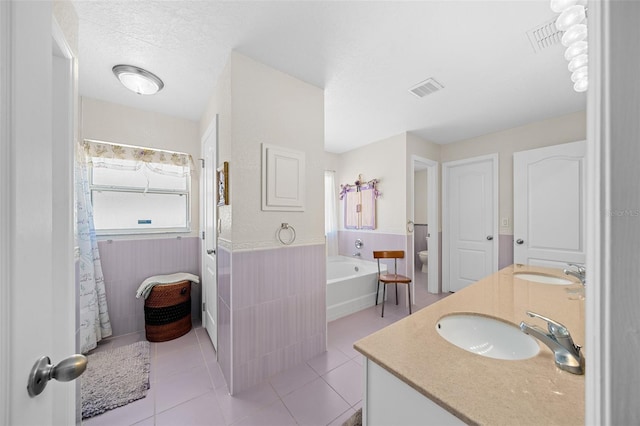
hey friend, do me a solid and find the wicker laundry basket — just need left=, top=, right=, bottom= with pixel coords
left=144, top=280, right=192, bottom=342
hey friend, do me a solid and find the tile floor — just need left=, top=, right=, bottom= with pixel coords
left=84, top=269, right=449, bottom=426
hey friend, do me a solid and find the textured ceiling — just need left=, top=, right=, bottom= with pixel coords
left=73, top=1, right=587, bottom=153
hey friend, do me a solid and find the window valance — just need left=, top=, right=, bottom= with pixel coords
left=82, top=140, right=195, bottom=173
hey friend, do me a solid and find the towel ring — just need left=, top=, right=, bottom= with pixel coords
left=277, top=223, right=296, bottom=245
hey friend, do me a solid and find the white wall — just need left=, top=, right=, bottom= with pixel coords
left=441, top=110, right=586, bottom=235
left=406, top=132, right=441, bottom=231
left=414, top=169, right=428, bottom=224
left=337, top=132, right=407, bottom=234
left=325, top=151, right=340, bottom=172
left=229, top=53, right=325, bottom=247
left=407, top=132, right=440, bottom=162
left=201, top=56, right=233, bottom=242
left=201, top=52, right=325, bottom=248
left=198, top=52, right=326, bottom=394
left=81, top=97, right=201, bottom=237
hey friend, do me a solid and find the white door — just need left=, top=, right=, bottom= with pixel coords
left=201, top=118, right=218, bottom=352
left=513, top=140, right=586, bottom=267
left=443, top=155, right=498, bottom=292
left=1, top=3, right=78, bottom=423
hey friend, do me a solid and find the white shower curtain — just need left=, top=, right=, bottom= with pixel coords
left=76, top=144, right=112, bottom=353
left=325, top=171, right=339, bottom=257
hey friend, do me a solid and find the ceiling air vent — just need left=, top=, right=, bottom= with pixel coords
left=526, top=18, right=563, bottom=53
left=409, top=78, right=444, bottom=98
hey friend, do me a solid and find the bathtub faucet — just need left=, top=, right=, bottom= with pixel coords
left=352, top=252, right=361, bottom=257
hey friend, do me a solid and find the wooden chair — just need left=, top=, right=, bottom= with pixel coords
left=373, top=250, right=412, bottom=317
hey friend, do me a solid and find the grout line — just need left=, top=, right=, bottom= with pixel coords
left=319, top=372, right=352, bottom=408
left=325, top=406, right=354, bottom=426
left=267, top=381, right=301, bottom=426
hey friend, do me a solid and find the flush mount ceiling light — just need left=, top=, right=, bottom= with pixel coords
left=550, top=0, right=588, bottom=93
left=112, top=65, right=164, bottom=95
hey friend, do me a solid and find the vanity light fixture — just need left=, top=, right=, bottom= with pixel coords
left=550, top=0, right=588, bottom=92
left=112, top=65, right=164, bottom=95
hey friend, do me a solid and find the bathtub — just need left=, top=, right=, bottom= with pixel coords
left=326, top=256, right=387, bottom=322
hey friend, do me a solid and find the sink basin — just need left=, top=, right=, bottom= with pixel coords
left=435, top=314, right=540, bottom=360
left=513, top=272, right=573, bottom=285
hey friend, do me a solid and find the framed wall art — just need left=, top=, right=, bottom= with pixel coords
left=217, top=161, right=229, bottom=206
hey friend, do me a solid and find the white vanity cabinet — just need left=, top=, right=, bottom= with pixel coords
left=362, top=358, right=465, bottom=426
left=355, top=266, right=585, bottom=425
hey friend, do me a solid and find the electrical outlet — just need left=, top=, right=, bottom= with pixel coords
left=501, top=217, right=509, bottom=227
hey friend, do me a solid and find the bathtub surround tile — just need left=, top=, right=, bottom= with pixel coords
left=338, top=230, right=409, bottom=275
left=338, top=226, right=513, bottom=292
left=98, top=236, right=201, bottom=337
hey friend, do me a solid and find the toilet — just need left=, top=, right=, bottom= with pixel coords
left=418, top=250, right=428, bottom=273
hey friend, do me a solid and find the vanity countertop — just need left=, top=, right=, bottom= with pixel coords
left=354, top=264, right=585, bottom=425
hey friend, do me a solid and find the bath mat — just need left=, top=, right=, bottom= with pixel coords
left=342, top=408, right=362, bottom=426
left=81, top=341, right=150, bottom=419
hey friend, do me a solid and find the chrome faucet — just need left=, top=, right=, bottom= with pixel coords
left=352, top=252, right=361, bottom=257
left=563, top=263, right=586, bottom=285
left=519, top=311, right=584, bottom=375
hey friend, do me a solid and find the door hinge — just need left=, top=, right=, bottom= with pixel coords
left=199, top=158, right=205, bottom=169
left=202, top=231, right=205, bottom=240
left=202, top=302, right=206, bottom=311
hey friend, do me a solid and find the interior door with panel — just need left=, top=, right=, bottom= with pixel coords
left=202, top=118, right=218, bottom=353
left=513, top=140, right=586, bottom=268
left=443, top=155, right=498, bottom=292
left=2, top=4, right=80, bottom=423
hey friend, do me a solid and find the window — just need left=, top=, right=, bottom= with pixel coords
left=84, top=140, right=192, bottom=235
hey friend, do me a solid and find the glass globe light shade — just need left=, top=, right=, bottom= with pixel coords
left=555, top=5, right=586, bottom=31
left=573, top=77, right=588, bottom=92
left=562, top=24, right=587, bottom=47
left=571, top=66, right=588, bottom=83
left=112, top=65, right=164, bottom=95
left=568, top=54, right=588, bottom=72
left=118, top=73, right=161, bottom=95
left=550, top=0, right=578, bottom=13
left=565, top=41, right=588, bottom=61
